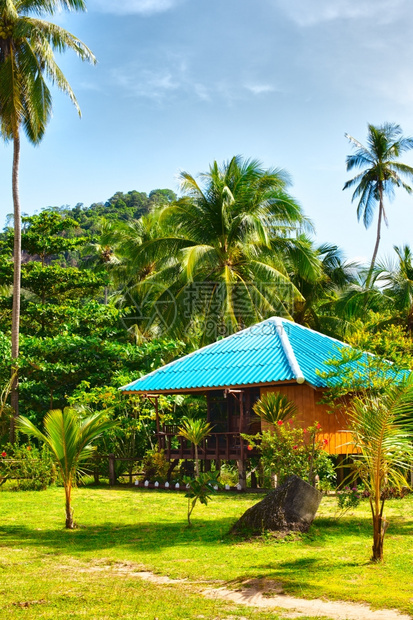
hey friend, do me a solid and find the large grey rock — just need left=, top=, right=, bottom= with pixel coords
left=231, top=475, right=322, bottom=535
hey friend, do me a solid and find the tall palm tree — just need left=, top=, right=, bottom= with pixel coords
left=128, top=156, right=320, bottom=344
left=343, top=123, right=413, bottom=288
left=0, top=0, right=96, bottom=437
left=17, top=407, right=116, bottom=528
left=347, top=378, right=413, bottom=562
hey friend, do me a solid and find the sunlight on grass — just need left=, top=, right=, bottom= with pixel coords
left=1, top=486, right=412, bottom=618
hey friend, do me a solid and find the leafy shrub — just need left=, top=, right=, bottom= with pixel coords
left=244, top=419, right=336, bottom=487
left=0, top=443, right=57, bottom=491
left=380, top=486, right=410, bottom=500
left=336, top=485, right=362, bottom=518
left=141, top=449, right=169, bottom=483
left=218, top=462, right=238, bottom=487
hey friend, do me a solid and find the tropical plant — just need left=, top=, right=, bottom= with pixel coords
left=17, top=407, right=117, bottom=528
left=178, top=418, right=213, bottom=476
left=126, top=156, right=320, bottom=344
left=292, top=243, right=359, bottom=337
left=335, top=485, right=362, bottom=520
left=346, top=378, right=413, bottom=561
left=141, top=448, right=169, bottom=483
left=0, top=0, right=96, bottom=435
left=343, top=123, right=413, bottom=288
left=345, top=313, right=413, bottom=370
left=253, top=391, right=298, bottom=426
left=183, top=471, right=220, bottom=527
left=245, top=420, right=334, bottom=488
left=375, top=245, right=413, bottom=332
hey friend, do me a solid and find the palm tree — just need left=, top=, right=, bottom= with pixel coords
left=347, top=378, right=413, bottom=561
left=343, top=123, right=413, bottom=289
left=128, top=156, right=320, bottom=344
left=376, top=245, right=413, bottom=333
left=17, top=407, right=116, bottom=528
left=292, top=243, right=359, bottom=336
left=253, top=392, right=297, bottom=426
left=0, top=0, right=96, bottom=437
left=178, top=418, right=213, bottom=477
left=96, top=210, right=172, bottom=341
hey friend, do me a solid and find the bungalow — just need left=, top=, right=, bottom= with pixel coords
left=120, top=316, right=397, bottom=488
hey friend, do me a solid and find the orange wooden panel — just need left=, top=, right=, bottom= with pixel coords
left=260, top=385, right=356, bottom=455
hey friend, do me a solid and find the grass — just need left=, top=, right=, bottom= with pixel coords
left=1, top=485, right=413, bottom=619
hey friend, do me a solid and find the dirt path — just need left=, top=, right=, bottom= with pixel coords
left=136, top=570, right=412, bottom=620
left=203, top=580, right=412, bottom=620
left=70, top=561, right=413, bottom=620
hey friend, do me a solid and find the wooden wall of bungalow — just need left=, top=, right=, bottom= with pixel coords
left=260, top=383, right=355, bottom=456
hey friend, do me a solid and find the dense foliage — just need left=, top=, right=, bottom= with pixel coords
left=1, top=151, right=413, bottom=492
left=0, top=443, right=57, bottom=491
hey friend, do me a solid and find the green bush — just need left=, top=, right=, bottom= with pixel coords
left=141, top=449, right=169, bottom=483
left=0, top=444, right=57, bottom=491
left=244, top=419, right=336, bottom=488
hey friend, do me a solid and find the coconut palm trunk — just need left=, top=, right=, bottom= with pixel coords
left=10, top=130, right=21, bottom=441
left=371, top=505, right=385, bottom=562
left=366, top=185, right=384, bottom=289
left=370, top=454, right=386, bottom=562
left=65, top=482, right=74, bottom=529
left=0, top=1, right=96, bottom=439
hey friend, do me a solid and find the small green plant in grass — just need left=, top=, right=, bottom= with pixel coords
left=17, top=407, right=117, bottom=529
left=183, top=471, right=221, bottom=527
left=335, top=486, right=362, bottom=519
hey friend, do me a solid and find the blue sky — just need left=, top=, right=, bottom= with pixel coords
left=1, top=0, right=413, bottom=266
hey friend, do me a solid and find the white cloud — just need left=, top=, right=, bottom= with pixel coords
left=274, top=0, right=406, bottom=27
left=111, top=53, right=212, bottom=103
left=112, top=56, right=282, bottom=105
left=113, top=67, right=180, bottom=99
left=193, top=83, right=211, bottom=102
left=89, top=0, right=184, bottom=16
left=245, top=84, right=276, bottom=95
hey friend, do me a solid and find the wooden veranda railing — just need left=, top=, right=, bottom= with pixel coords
left=155, top=431, right=251, bottom=462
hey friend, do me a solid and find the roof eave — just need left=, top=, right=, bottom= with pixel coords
left=121, top=378, right=322, bottom=396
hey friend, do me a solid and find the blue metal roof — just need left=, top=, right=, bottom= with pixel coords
left=120, top=317, right=403, bottom=393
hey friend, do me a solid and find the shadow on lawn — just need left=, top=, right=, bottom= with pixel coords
left=0, top=516, right=239, bottom=555
left=311, top=515, right=413, bottom=539
left=1, top=513, right=412, bottom=558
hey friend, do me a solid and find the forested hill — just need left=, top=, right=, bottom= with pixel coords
left=3, top=188, right=177, bottom=234
left=55, top=188, right=177, bottom=233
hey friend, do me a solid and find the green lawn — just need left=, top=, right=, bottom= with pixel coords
left=1, top=485, right=412, bottom=619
